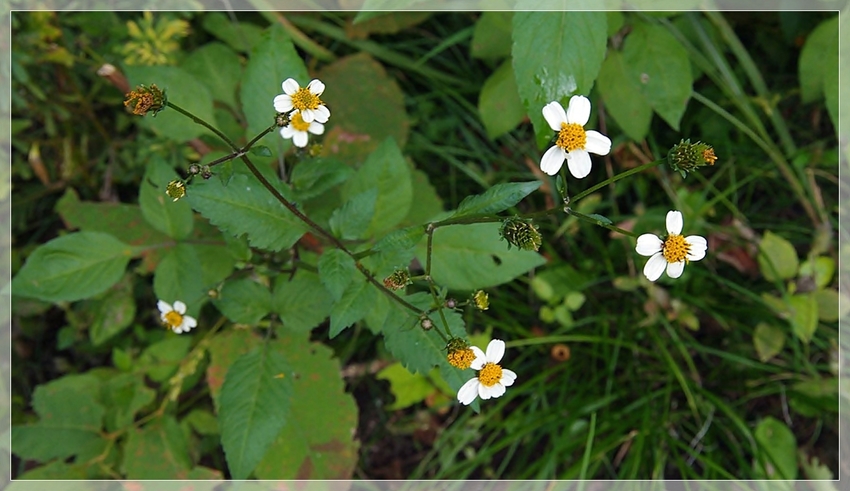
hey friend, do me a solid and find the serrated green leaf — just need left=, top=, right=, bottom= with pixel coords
left=214, top=278, right=272, bottom=325
left=124, top=65, right=215, bottom=143
left=789, top=293, right=818, bottom=344
left=122, top=416, right=191, bottom=479
left=329, top=279, right=376, bottom=338
left=101, top=373, right=156, bottom=432
left=454, top=181, right=542, bottom=219
left=329, top=188, right=377, bottom=240
left=401, top=167, right=445, bottom=226
left=219, top=346, right=293, bottom=480
left=194, top=242, right=237, bottom=290
left=139, top=336, right=192, bottom=383
left=187, top=172, right=307, bottom=252
left=597, top=50, right=653, bottom=141
left=291, top=158, right=354, bottom=201
left=182, top=41, right=242, bottom=108
left=153, top=243, right=205, bottom=312
left=241, top=25, right=309, bottom=152
left=758, top=231, right=799, bottom=282
left=512, top=11, right=608, bottom=147
left=273, top=270, right=334, bottom=333
left=478, top=59, right=527, bottom=140
left=139, top=156, right=194, bottom=241
left=753, top=322, right=785, bottom=362
left=754, top=417, right=798, bottom=479
left=799, top=16, right=838, bottom=103
left=254, top=333, right=358, bottom=479
left=12, top=232, right=134, bottom=303
left=342, top=137, right=413, bottom=235
left=377, top=363, right=436, bottom=410
left=417, top=223, right=547, bottom=290
left=622, top=22, right=692, bottom=130
left=374, top=226, right=426, bottom=253
left=206, top=330, right=262, bottom=407
left=202, top=12, right=264, bottom=53
left=317, top=249, right=357, bottom=302
left=89, top=276, right=137, bottom=346
left=471, top=11, right=513, bottom=59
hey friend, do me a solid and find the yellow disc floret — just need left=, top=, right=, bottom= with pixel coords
left=447, top=347, right=476, bottom=370
left=478, top=362, right=503, bottom=387
left=291, top=87, right=322, bottom=111
left=290, top=112, right=311, bottom=132
left=556, top=122, right=587, bottom=152
left=662, top=234, right=691, bottom=263
left=164, top=310, right=183, bottom=329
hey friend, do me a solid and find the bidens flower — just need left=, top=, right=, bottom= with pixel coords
left=280, top=110, right=325, bottom=148
left=540, top=95, right=612, bottom=178
left=635, top=210, right=707, bottom=282
left=457, top=339, right=517, bottom=405
left=273, top=78, right=330, bottom=123
left=158, top=300, right=197, bottom=334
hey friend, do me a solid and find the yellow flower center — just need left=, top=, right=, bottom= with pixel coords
left=447, top=348, right=476, bottom=370
left=164, top=310, right=183, bottom=328
left=703, top=148, right=717, bottom=165
left=662, top=234, right=691, bottom=264
left=556, top=122, right=587, bottom=152
left=478, top=362, right=503, bottom=387
left=290, top=112, right=311, bottom=132
left=291, top=87, right=321, bottom=111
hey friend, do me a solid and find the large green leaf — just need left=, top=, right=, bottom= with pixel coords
left=89, top=275, right=137, bottom=346
left=317, top=248, right=357, bottom=302
left=799, top=16, right=838, bottom=103
left=329, top=188, right=377, bottom=240
left=479, top=59, right=527, bottom=140
left=417, top=223, right=547, bottom=290
left=219, top=345, right=294, bottom=480
left=471, top=11, right=513, bottom=59
left=202, top=12, right=264, bottom=53
left=241, top=25, right=309, bottom=151
left=254, top=333, right=358, bottom=479
left=206, top=330, right=262, bottom=407
left=290, top=157, right=354, bottom=202
left=12, top=374, right=105, bottom=462
left=213, top=278, right=272, bottom=325
left=329, top=278, right=377, bottom=338
left=182, top=41, right=242, bottom=108
left=12, top=232, right=135, bottom=303
left=153, top=243, right=205, bottom=314
left=342, top=137, right=413, bottom=236
left=597, top=50, right=653, bottom=141
left=139, top=336, right=193, bottom=383
left=512, top=11, right=608, bottom=147
left=273, top=270, right=334, bottom=333
left=187, top=172, right=307, bottom=252
left=124, top=65, right=215, bottom=143
left=139, top=156, right=194, bottom=241
left=101, top=372, right=156, bottom=433
left=452, top=181, right=541, bottom=218
left=122, top=416, right=191, bottom=479
left=622, top=21, right=692, bottom=130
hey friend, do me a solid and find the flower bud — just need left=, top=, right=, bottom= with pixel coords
left=473, top=290, right=489, bottom=311
left=275, top=112, right=291, bottom=128
left=124, top=84, right=166, bottom=116
left=165, top=179, right=186, bottom=202
left=446, top=337, right=476, bottom=370
left=383, top=269, right=411, bottom=291
left=499, top=217, right=542, bottom=252
left=201, top=165, right=212, bottom=180
left=667, top=139, right=717, bottom=177
left=420, top=317, right=433, bottom=330
left=188, top=163, right=201, bottom=175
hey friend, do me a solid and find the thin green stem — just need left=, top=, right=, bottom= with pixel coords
left=566, top=209, right=638, bottom=238
left=571, top=159, right=665, bottom=203
left=426, top=282, right=450, bottom=343
left=166, top=102, right=238, bottom=151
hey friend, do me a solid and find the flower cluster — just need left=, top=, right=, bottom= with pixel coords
left=273, top=78, right=330, bottom=148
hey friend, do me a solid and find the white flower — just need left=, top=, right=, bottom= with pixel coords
left=280, top=110, right=325, bottom=148
left=635, top=210, right=708, bottom=282
left=457, top=339, right=517, bottom=405
left=540, top=95, right=612, bottom=178
left=158, top=300, right=197, bottom=334
left=273, top=78, right=330, bottom=124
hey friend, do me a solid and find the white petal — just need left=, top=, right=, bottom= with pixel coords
left=566, top=95, right=591, bottom=126
left=458, top=378, right=479, bottom=405
left=184, top=316, right=197, bottom=328
left=173, top=301, right=187, bottom=314
left=636, top=234, right=663, bottom=256
left=666, top=210, right=684, bottom=235
left=293, top=131, right=309, bottom=148
left=585, top=130, right=611, bottom=156
left=160, top=312, right=169, bottom=323
left=667, top=261, right=686, bottom=279
left=566, top=149, right=592, bottom=179
left=280, top=126, right=296, bottom=139
left=643, top=253, right=667, bottom=282
left=313, top=105, right=330, bottom=123
left=542, top=101, right=567, bottom=131
left=282, top=78, right=299, bottom=95
left=300, top=108, right=315, bottom=123
left=478, top=383, right=494, bottom=400
left=307, top=79, right=325, bottom=95
left=540, top=145, right=566, bottom=176
left=485, top=339, right=505, bottom=364
left=686, top=235, right=707, bottom=248
left=489, top=383, right=507, bottom=399
left=172, top=326, right=182, bottom=334
left=308, top=121, right=325, bottom=135
left=501, top=369, right=517, bottom=386
left=157, top=300, right=171, bottom=314
left=470, top=346, right=486, bottom=370
left=273, top=94, right=293, bottom=113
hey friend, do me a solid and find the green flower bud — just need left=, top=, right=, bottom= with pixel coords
left=667, top=139, right=717, bottom=177
left=124, top=84, right=167, bottom=117
left=499, top=216, right=543, bottom=252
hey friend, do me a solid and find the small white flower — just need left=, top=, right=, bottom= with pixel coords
left=635, top=210, right=708, bottom=282
left=157, top=300, right=197, bottom=334
left=540, top=95, right=612, bottom=178
left=457, top=339, right=517, bottom=406
left=273, top=78, right=330, bottom=123
left=280, top=110, right=325, bottom=148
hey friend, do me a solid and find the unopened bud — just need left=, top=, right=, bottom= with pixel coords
left=667, top=139, right=717, bottom=177
left=201, top=165, right=212, bottom=179
left=473, top=290, right=489, bottom=311
left=500, top=217, right=542, bottom=252
left=124, top=83, right=167, bottom=116
left=383, top=269, right=411, bottom=291
left=275, top=112, right=290, bottom=127
left=420, top=317, right=433, bottom=330
left=165, top=180, right=186, bottom=202
left=446, top=298, right=457, bottom=309
left=188, top=163, right=201, bottom=175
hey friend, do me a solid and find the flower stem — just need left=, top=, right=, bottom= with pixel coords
left=166, top=101, right=238, bottom=151
left=571, top=159, right=664, bottom=203
left=566, top=209, right=639, bottom=238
